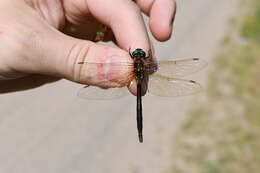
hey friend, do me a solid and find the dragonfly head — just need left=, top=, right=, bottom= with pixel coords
left=132, top=48, right=146, bottom=58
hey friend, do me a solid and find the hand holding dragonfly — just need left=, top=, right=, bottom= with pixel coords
left=0, top=0, right=176, bottom=94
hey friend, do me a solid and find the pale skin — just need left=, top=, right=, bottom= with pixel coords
left=0, top=0, right=176, bottom=95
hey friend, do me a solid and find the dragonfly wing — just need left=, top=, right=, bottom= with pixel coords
left=78, top=86, right=129, bottom=100
left=147, top=58, right=207, bottom=78
left=78, top=62, right=133, bottom=65
left=148, top=74, right=202, bottom=97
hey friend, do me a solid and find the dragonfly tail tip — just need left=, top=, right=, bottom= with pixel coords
left=138, top=134, right=143, bottom=143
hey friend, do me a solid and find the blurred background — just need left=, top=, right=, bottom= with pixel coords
left=1, top=0, right=260, bottom=172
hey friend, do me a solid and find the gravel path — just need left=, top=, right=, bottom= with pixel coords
left=0, top=0, right=238, bottom=172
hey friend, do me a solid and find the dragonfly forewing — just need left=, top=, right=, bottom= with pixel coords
left=147, top=74, right=202, bottom=97
left=77, top=58, right=205, bottom=98
left=146, top=58, right=207, bottom=78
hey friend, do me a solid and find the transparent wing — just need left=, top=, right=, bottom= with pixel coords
left=148, top=74, right=202, bottom=97
left=78, top=86, right=129, bottom=100
left=146, top=58, right=207, bottom=78
left=78, top=61, right=133, bottom=65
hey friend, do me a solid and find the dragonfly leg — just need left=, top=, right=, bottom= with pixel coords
left=129, top=47, right=133, bottom=58
left=146, top=49, right=152, bottom=59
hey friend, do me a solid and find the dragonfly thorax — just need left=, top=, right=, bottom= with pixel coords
left=134, top=57, right=145, bottom=82
left=131, top=49, right=148, bottom=82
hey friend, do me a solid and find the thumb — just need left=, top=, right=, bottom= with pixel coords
left=28, top=31, right=133, bottom=88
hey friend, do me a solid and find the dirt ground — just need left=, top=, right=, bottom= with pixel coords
left=0, top=0, right=239, bottom=173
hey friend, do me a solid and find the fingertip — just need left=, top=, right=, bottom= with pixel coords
left=149, top=20, right=173, bottom=41
left=75, top=44, right=134, bottom=88
left=149, top=0, right=176, bottom=41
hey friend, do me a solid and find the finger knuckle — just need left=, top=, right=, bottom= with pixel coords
left=66, top=41, right=94, bottom=83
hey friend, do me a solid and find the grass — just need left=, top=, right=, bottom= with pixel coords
left=170, top=0, right=260, bottom=172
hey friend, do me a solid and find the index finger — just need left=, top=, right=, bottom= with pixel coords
left=87, top=0, right=151, bottom=52
left=87, top=0, right=153, bottom=95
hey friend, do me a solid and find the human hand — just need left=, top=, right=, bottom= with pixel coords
left=0, top=0, right=176, bottom=94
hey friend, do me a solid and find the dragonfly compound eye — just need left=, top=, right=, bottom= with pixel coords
left=132, top=48, right=146, bottom=57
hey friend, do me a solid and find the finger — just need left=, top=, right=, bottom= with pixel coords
left=12, top=28, right=133, bottom=89
left=135, top=0, right=177, bottom=41
left=47, top=35, right=134, bottom=88
left=86, top=0, right=151, bottom=52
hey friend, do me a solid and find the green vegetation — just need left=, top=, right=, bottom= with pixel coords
left=170, top=0, right=260, bottom=172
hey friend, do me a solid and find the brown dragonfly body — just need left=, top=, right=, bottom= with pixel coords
left=132, top=48, right=150, bottom=143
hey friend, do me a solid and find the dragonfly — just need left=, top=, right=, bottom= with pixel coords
left=77, top=48, right=207, bottom=143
